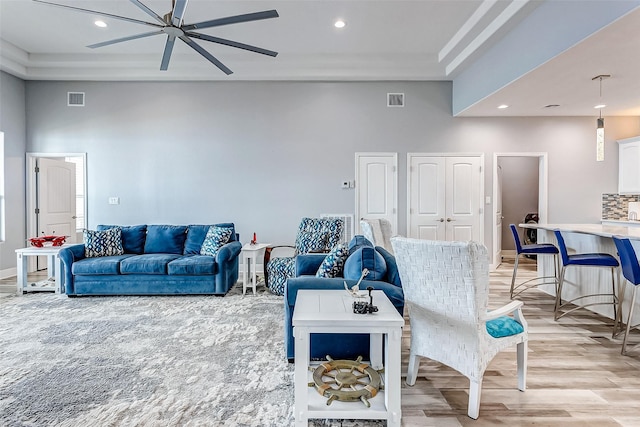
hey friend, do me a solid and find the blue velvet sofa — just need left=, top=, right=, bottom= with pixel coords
left=284, top=237, right=404, bottom=361
left=59, top=224, right=242, bottom=296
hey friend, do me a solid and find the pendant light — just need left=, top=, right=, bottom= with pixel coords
left=593, top=74, right=610, bottom=162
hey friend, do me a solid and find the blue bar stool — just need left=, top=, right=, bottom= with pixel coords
left=612, top=236, right=640, bottom=355
left=509, top=224, right=559, bottom=299
left=553, top=230, right=619, bottom=329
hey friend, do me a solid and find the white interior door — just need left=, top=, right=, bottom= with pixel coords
left=355, top=153, right=398, bottom=234
left=408, top=156, right=445, bottom=240
left=408, top=154, right=482, bottom=242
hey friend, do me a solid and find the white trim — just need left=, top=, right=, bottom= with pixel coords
left=0, top=267, right=17, bottom=280
left=491, top=152, right=549, bottom=270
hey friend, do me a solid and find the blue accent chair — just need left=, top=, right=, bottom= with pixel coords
left=553, top=230, right=619, bottom=327
left=509, top=224, right=559, bottom=299
left=612, top=236, right=640, bottom=355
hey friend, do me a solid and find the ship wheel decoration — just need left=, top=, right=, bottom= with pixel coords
left=308, top=355, right=383, bottom=407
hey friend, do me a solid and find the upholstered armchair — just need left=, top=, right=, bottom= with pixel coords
left=391, top=236, right=528, bottom=419
left=360, top=218, right=394, bottom=254
left=264, top=217, right=344, bottom=296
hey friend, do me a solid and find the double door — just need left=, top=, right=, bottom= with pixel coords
left=408, top=155, right=482, bottom=241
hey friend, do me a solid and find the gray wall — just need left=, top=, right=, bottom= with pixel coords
left=10, top=80, right=640, bottom=267
left=0, top=71, right=26, bottom=272
left=499, top=157, right=539, bottom=251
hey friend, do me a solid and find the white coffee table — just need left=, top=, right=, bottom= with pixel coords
left=292, top=289, right=404, bottom=427
left=240, top=242, right=270, bottom=295
left=15, top=244, right=76, bottom=295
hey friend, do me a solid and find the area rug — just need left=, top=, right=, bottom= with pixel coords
left=0, top=285, right=384, bottom=427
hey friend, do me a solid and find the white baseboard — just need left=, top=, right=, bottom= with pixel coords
left=0, top=267, right=17, bottom=280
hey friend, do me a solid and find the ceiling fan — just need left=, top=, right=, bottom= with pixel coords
left=33, top=0, right=279, bottom=75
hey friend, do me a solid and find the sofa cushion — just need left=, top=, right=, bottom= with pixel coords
left=84, top=228, right=124, bottom=258
left=184, top=223, right=236, bottom=254
left=200, top=226, right=233, bottom=257
left=72, top=254, right=133, bottom=275
left=97, top=224, right=147, bottom=254
left=375, top=246, right=401, bottom=287
left=168, top=255, right=217, bottom=275
left=120, top=254, right=181, bottom=275
left=486, top=316, right=525, bottom=338
left=315, top=244, right=349, bottom=278
left=144, top=225, right=187, bottom=254
left=348, top=235, right=373, bottom=255
left=344, top=247, right=387, bottom=281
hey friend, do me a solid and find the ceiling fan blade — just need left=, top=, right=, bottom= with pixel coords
left=171, top=0, right=189, bottom=27
left=182, top=10, right=279, bottom=31
left=179, top=35, right=232, bottom=75
left=186, top=32, right=278, bottom=57
left=160, top=36, right=176, bottom=70
left=33, top=0, right=163, bottom=28
left=87, top=30, right=163, bottom=49
left=129, top=0, right=166, bottom=25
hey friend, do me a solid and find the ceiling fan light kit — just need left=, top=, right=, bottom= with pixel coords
left=33, top=0, right=279, bottom=75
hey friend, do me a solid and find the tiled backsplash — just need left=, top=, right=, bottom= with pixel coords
left=602, top=193, right=640, bottom=219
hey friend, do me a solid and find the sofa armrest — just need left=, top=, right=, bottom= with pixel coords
left=216, top=240, right=242, bottom=263
left=59, top=244, right=86, bottom=294
left=295, top=253, right=326, bottom=276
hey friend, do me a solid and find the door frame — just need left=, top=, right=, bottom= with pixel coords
left=406, top=152, right=485, bottom=243
left=26, top=152, right=87, bottom=271
left=354, top=152, right=398, bottom=235
left=492, top=152, right=548, bottom=270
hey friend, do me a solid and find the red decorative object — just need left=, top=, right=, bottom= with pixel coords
left=29, top=235, right=68, bottom=247
left=251, top=232, right=257, bottom=245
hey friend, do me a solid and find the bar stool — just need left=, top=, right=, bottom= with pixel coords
left=509, top=224, right=559, bottom=299
left=553, top=230, right=619, bottom=329
left=612, top=236, right=640, bottom=355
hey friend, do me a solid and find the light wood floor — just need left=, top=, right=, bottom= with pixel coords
left=3, top=260, right=640, bottom=425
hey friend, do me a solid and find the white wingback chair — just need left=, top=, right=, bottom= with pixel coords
left=391, top=236, right=528, bottom=419
left=360, top=218, right=394, bottom=254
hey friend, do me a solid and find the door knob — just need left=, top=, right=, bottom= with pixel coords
left=446, top=218, right=453, bottom=222
left=435, top=218, right=444, bottom=222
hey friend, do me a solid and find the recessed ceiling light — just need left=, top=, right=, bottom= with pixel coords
left=497, top=104, right=509, bottom=109
left=334, top=20, right=346, bottom=28
left=594, top=104, right=606, bottom=109
left=94, top=20, right=107, bottom=28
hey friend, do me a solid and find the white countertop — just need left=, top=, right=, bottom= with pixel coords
left=519, top=223, right=640, bottom=240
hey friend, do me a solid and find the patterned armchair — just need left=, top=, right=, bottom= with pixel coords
left=264, top=217, right=344, bottom=296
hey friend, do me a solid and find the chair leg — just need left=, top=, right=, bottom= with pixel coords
left=510, top=255, right=520, bottom=299
left=406, top=353, right=420, bottom=386
left=611, top=267, right=619, bottom=337
left=622, top=286, right=638, bottom=355
left=615, top=277, right=628, bottom=338
left=554, top=266, right=567, bottom=320
left=468, top=378, right=483, bottom=419
left=517, top=341, right=527, bottom=391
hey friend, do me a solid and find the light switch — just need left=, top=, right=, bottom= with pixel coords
left=108, top=197, right=120, bottom=205
left=485, top=196, right=491, bottom=204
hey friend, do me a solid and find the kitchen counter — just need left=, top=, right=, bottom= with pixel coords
left=517, top=223, right=640, bottom=321
left=601, top=219, right=640, bottom=227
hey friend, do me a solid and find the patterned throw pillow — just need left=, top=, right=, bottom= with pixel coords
left=84, top=227, right=124, bottom=258
left=316, top=244, right=349, bottom=278
left=200, top=226, right=233, bottom=257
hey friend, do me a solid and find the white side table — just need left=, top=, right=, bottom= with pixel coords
left=15, top=244, right=76, bottom=295
left=241, top=242, right=270, bottom=295
left=292, top=289, right=404, bottom=426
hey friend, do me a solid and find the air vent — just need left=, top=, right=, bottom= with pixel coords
left=387, top=93, right=404, bottom=107
left=68, top=92, right=85, bottom=107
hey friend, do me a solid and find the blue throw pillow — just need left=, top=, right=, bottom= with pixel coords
left=348, top=235, right=373, bottom=255
left=184, top=223, right=236, bottom=255
left=316, top=244, right=349, bottom=278
left=344, top=246, right=387, bottom=281
left=144, top=225, right=187, bottom=254
left=84, top=227, right=124, bottom=258
left=97, top=224, right=147, bottom=254
left=200, top=226, right=233, bottom=257
left=486, top=316, right=525, bottom=338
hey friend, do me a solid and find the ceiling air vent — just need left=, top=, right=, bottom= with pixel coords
left=67, top=92, right=85, bottom=107
left=387, top=93, right=404, bottom=107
